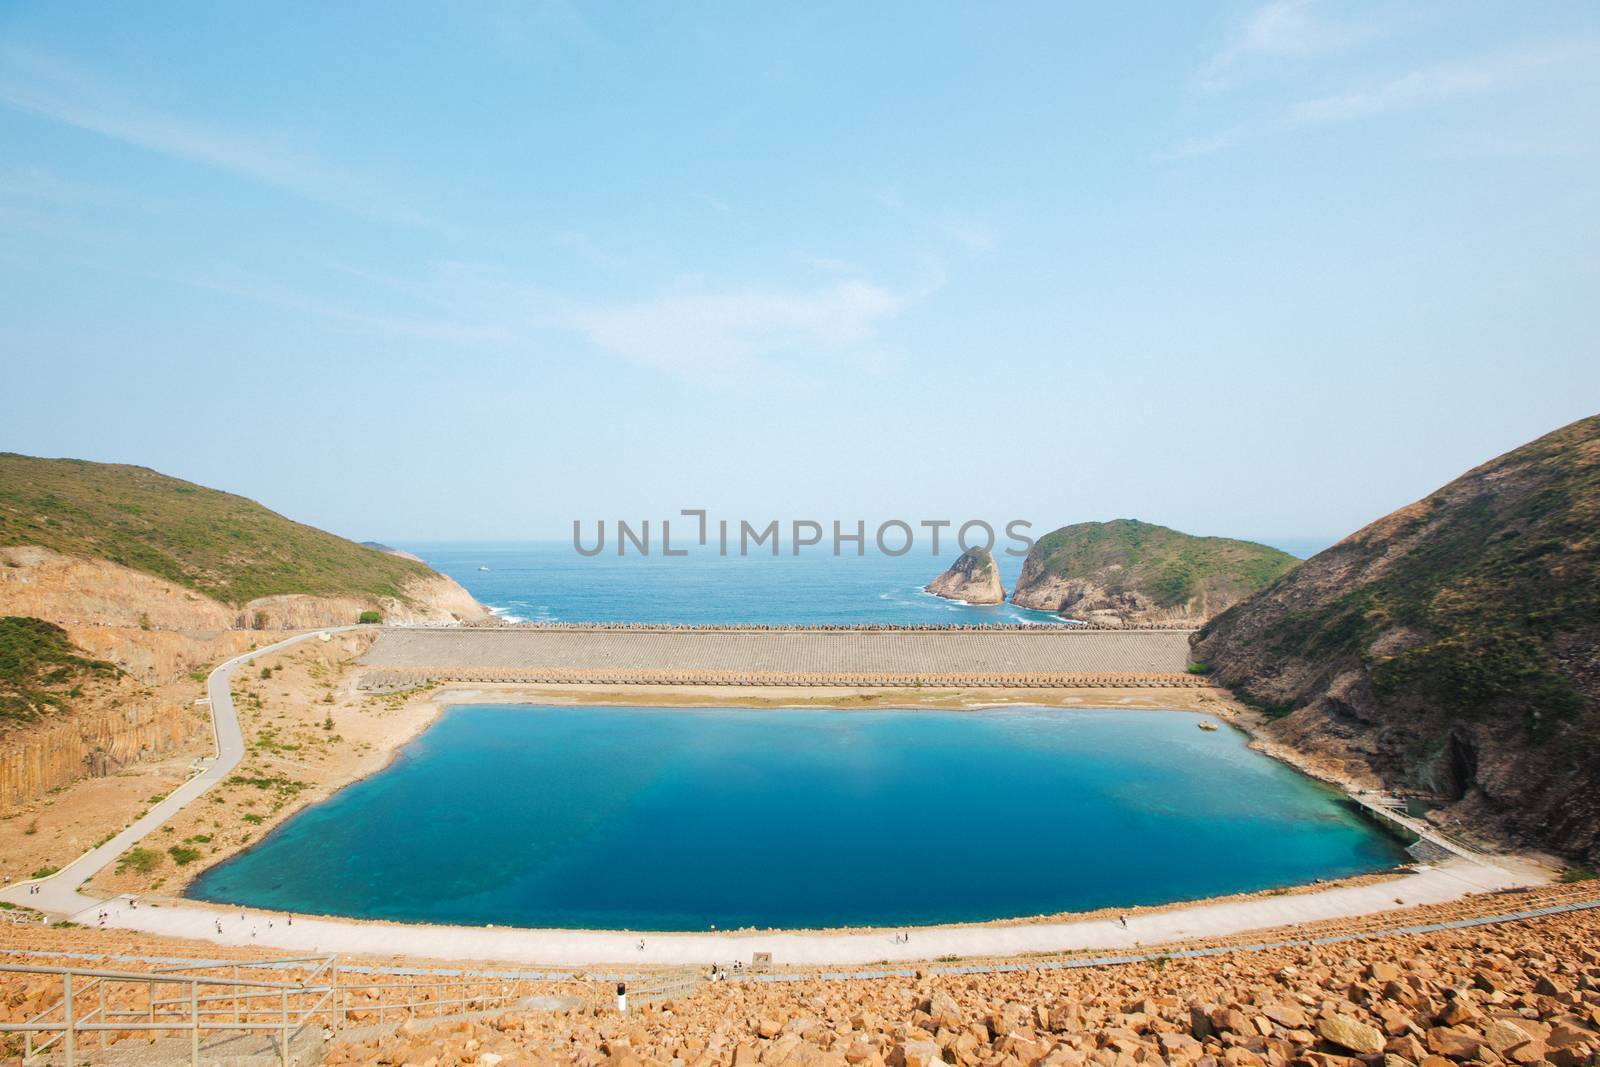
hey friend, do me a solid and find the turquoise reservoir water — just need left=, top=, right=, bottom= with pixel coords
left=187, top=706, right=1405, bottom=930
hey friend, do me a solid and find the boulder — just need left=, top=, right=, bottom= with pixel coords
left=1319, top=1016, right=1386, bottom=1055
left=1484, top=1019, right=1537, bottom=1053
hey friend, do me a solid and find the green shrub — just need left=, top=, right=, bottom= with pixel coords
left=167, top=846, right=201, bottom=866
left=358, top=610, right=382, bottom=624
left=0, top=616, right=119, bottom=722
left=115, top=848, right=161, bottom=874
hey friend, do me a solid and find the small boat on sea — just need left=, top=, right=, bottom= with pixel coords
left=1197, top=721, right=1219, bottom=731
left=479, top=565, right=490, bottom=571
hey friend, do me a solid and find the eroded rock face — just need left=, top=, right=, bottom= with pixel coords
left=239, top=572, right=489, bottom=629
left=0, top=695, right=204, bottom=811
left=925, top=549, right=1005, bottom=605
left=0, top=546, right=489, bottom=630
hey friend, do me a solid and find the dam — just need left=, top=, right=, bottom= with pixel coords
left=357, top=626, right=1202, bottom=689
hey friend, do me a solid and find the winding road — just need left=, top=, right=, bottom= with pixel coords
left=0, top=627, right=349, bottom=919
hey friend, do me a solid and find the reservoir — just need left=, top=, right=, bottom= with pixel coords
left=187, top=705, right=1407, bottom=930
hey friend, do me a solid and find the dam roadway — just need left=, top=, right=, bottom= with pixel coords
left=358, top=626, right=1204, bottom=688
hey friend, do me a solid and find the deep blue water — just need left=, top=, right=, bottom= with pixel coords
left=396, top=540, right=1325, bottom=627
left=188, top=705, right=1404, bottom=930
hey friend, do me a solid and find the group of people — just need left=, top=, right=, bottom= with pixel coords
left=707, top=961, right=743, bottom=980
left=92, top=897, right=138, bottom=926
left=207, top=910, right=293, bottom=939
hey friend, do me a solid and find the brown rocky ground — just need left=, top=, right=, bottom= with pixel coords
left=328, top=886, right=1600, bottom=1067
left=3, top=882, right=1595, bottom=1067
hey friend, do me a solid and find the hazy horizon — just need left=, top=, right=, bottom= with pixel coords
left=4, top=3, right=1596, bottom=544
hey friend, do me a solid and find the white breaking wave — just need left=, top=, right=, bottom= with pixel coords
left=488, top=604, right=530, bottom=625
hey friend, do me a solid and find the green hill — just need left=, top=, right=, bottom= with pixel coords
left=1193, top=415, right=1600, bottom=862
left=0, top=453, right=436, bottom=606
left=1011, top=519, right=1298, bottom=623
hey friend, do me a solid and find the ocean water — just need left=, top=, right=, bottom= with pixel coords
left=397, top=540, right=1319, bottom=627
left=187, top=705, right=1405, bottom=930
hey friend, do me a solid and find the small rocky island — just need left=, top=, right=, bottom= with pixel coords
left=1010, top=519, right=1296, bottom=627
left=925, top=547, right=1005, bottom=604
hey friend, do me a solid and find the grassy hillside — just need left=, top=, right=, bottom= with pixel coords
left=1013, top=519, right=1298, bottom=615
left=0, top=615, right=118, bottom=723
left=0, top=454, right=436, bottom=606
left=1193, top=414, right=1600, bottom=860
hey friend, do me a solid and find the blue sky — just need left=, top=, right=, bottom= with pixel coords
left=2, top=2, right=1597, bottom=545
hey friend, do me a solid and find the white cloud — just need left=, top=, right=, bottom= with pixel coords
left=1200, top=0, right=1372, bottom=91
left=186, top=260, right=920, bottom=380
left=0, top=45, right=434, bottom=228
left=801, top=255, right=867, bottom=276
left=1287, top=41, right=1600, bottom=125
left=1172, top=38, right=1600, bottom=157
left=564, top=280, right=909, bottom=376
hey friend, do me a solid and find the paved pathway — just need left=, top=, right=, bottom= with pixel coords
left=0, top=628, right=349, bottom=918
left=42, top=858, right=1534, bottom=968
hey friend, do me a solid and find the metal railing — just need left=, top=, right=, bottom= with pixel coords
left=590, top=969, right=705, bottom=1014
left=0, top=955, right=532, bottom=1066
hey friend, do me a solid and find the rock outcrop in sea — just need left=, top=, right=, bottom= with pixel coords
left=925, top=548, right=1005, bottom=604
left=1010, top=519, right=1297, bottom=626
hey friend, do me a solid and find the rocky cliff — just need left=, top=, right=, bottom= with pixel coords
left=0, top=696, right=206, bottom=811
left=1191, top=415, right=1600, bottom=863
left=926, top=548, right=1005, bottom=604
left=0, top=545, right=486, bottom=630
left=0, top=615, right=216, bottom=810
left=0, top=453, right=490, bottom=811
left=1011, top=520, right=1297, bottom=626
